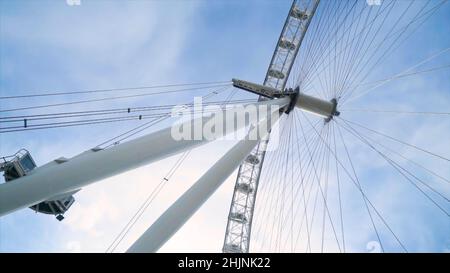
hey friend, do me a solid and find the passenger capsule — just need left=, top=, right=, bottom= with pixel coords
left=291, top=7, right=308, bottom=20
left=245, top=154, right=260, bottom=165
left=237, top=182, right=254, bottom=194
left=279, top=38, right=296, bottom=50
left=268, top=69, right=285, bottom=79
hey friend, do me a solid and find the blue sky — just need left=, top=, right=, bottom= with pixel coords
left=0, top=0, right=449, bottom=252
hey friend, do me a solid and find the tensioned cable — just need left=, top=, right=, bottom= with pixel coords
left=338, top=119, right=450, bottom=202
left=340, top=117, right=450, bottom=162
left=280, top=111, right=311, bottom=251
left=342, top=0, right=449, bottom=101
left=298, top=0, right=356, bottom=99
left=274, top=114, right=293, bottom=251
left=341, top=63, right=450, bottom=91
left=0, top=99, right=255, bottom=123
left=0, top=81, right=231, bottom=100
left=337, top=0, right=408, bottom=99
left=105, top=150, right=192, bottom=253
left=256, top=117, right=292, bottom=251
left=297, top=112, right=342, bottom=252
left=0, top=83, right=231, bottom=113
left=340, top=109, right=450, bottom=116
left=335, top=0, right=419, bottom=99
left=267, top=117, right=292, bottom=250
left=299, top=117, right=341, bottom=252
left=291, top=119, right=326, bottom=252
left=344, top=126, right=450, bottom=185
left=281, top=114, right=330, bottom=252
left=289, top=113, right=324, bottom=251
left=321, top=123, right=333, bottom=252
left=290, top=119, right=328, bottom=251
left=340, top=2, right=448, bottom=103
left=97, top=85, right=234, bottom=148
left=298, top=0, right=386, bottom=94
left=106, top=85, right=238, bottom=252
left=337, top=119, right=449, bottom=216
left=336, top=0, right=394, bottom=100
left=334, top=120, right=407, bottom=252
left=253, top=118, right=322, bottom=251
left=299, top=0, right=390, bottom=96
left=305, top=115, right=408, bottom=252
left=331, top=122, right=345, bottom=252
left=0, top=103, right=252, bottom=133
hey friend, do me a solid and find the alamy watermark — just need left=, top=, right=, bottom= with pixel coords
left=366, top=0, right=382, bottom=6
left=366, top=241, right=382, bottom=253
left=66, top=0, right=81, bottom=6
left=170, top=97, right=281, bottom=150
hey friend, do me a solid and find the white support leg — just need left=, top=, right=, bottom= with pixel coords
left=0, top=98, right=289, bottom=217
left=127, top=108, right=283, bottom=253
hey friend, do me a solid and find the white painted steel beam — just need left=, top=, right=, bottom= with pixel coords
left=127, top=107, right=284, bottom=253
left=0, top=98, right=289, bottom=217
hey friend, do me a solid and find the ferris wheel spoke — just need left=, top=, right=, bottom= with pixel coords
left=333, top=120, right=386, bottom=252
left=295, top=0, right=342, bottom=96
left=267, top=120, right=293, bottom=251
left=299, top=0, right=373, bottom=96
left=316, top=123, right=331, bottom=252
left=299, top=0, right=356, bottom=84
left=337, top=0, right=417, bottom=98
left=293, top=126, right=326, bottom=252
left=295, top=115, right=413, bottom=252
left=291, top=111, right=315, bottom=252
left=335, top=119, right=449, bottom=249
left=253, top=117, right=292, bottom=251
left=271, top=132, right=296, bottom=251
left=339, top=63, right=450, bottom=99
left=334, top=0, right=375, bottom=100
left=331, top=122, right=346, bottom=252
left=308, top=122, right=331, bottom=252
left=279, top=111, right=304, bottom=251
left=337, top=119, right=450, bottom=215
left=299, top=0, right=383, bottom=94
left=279, top=114, right=326, bottom=252
left=340, top=0, right=447, bottom=103
left=295, top=0, right=337, bottom=85
left=254, top=115, right=324, bottom=252
left=297, top=113, right=342, bottom=252
left=268, top=113, right=324, bottom=251
left=341, top=118, right=450, bottom=162
left=302, top=117, right=391, bottom=251
left=340, top=109, right=450, bottom=116
left=274, top=115, right=295, bottom=251
left=336, top=124, right=450, bottom=185
left=341, top=46, right=450, bottom=104
left=291, top=117, right=327, bottom=252
left=331, top=0, right=365, bottom=97
left=321, top=124, right=333, bottom=252
left=306, top=0, right=344, bottom=99
left=280, top=111, right=318, bottom=251
left=336, top=0, right=406, bottom=99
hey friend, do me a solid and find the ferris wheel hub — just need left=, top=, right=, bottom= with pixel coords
left=295, top=92, right=339, bottom=121
left=232, top=78, right=339, bottom=121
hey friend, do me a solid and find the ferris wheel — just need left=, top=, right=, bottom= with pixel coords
left=0, top=0, right=449, bottom=253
